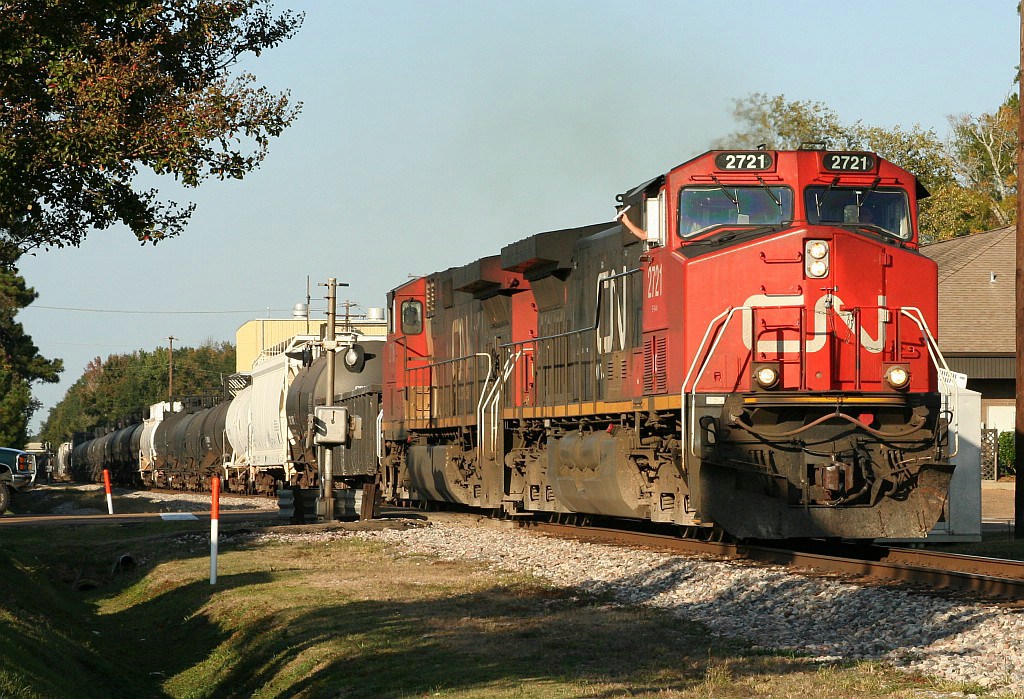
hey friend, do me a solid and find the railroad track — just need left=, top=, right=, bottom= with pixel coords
left=515, top=520, right=1024, bottom=601
left=144, top=487, right=271, bottom=500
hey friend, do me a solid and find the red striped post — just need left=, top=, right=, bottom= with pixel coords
left=210, top=475, right=220, bottom=585
left=102, top=469, right=113, bottom=514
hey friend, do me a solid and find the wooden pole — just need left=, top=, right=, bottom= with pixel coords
left=1015, top=6, right=1024, bottom=538
left=167, top=335, right=176, bottom=404
left=323, top=277, right=337, bottom=522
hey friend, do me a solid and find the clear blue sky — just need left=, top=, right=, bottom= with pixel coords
left=18, top=0, right=1020, bottom=435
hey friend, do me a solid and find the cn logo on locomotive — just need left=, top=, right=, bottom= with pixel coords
left=740, top=292, right=886, bottom=354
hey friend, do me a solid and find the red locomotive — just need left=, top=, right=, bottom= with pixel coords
left=379, top=146, right=955, bottom=539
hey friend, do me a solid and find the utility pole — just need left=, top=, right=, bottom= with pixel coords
left=1016, top=8, right=1024, bottom=539
left=320, top=277, right=349, bottom=522
left=168, top=335, right=176, bottom=405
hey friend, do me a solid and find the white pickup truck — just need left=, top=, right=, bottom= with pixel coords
left=0, top=447, right=36, bottom=514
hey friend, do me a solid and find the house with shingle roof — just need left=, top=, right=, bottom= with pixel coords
left=921, top=225, right=1015, bottom=434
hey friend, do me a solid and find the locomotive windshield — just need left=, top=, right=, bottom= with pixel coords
left=678, top=185, right=793, bottom=236
left=804, top=186, right=910, bottom=239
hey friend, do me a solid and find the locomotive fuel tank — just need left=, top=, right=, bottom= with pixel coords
left=547, top=430, right=649, bottom=519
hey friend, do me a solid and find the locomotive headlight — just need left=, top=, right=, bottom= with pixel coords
left=753, top=363, right=780, bottom=390
left=805, top=240, right=830, bottom=278
left=807, top=241, right=829, bottom=260
left=884, top=365, right=911, bottom=390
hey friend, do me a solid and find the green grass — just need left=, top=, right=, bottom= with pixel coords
left=0, top=517, right=1014, bottom=698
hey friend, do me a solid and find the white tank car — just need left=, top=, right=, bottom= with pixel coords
left=138, top=401, right=179, bottom=486
left=224, top=336, right=316, bottom=493
left=54, top=441, right=73, bottom=481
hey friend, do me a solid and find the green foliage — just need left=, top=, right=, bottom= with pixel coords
left=998, top=430, right=1016, bottom=478
left=946, top=93, right=1019, bottom=231
left=918, top=182, right=996, bottom=243
left=0, top=366, right=35, bottom=447
left=716, top=91, right=1018, bottom=241
left=0, top=0, right=303, bottom=251
left=39, top=340, right=234, bottom=444
left=711, top=93, right=853, bottom=151
left=0, top=250, right=62, bottom=446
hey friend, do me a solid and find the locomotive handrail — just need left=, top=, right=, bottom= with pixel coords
left=403, top=351, right=492, bottom=423
left=473, top=352, right=494, bottom=467
left=898, top=307, right=949, bottom=371
left=375, top=408, right=384, bottom=466
left=480, top=351, right=521, bottom=461
left=899, top=307, right=959, bottom=459
left=680, top=306, right=761, bottom=457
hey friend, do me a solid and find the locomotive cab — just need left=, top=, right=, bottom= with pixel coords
left=656, top=148, right=955, bottom=539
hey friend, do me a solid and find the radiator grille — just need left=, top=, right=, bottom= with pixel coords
left=643, top=336, right=668, bottom=394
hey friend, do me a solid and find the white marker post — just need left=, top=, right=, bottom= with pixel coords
left=210, top=475, right=220, bottom=585
left=102, top=469, right=114, bottom=514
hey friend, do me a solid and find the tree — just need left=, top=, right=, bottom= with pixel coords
left=715, top=93, right=953, bottom=187
left=711, top=93, right=854, bottom=151
left=39, top=340, right=234, bottom=445
left=0, top=251, right=62, bottom=445
left=715, top=92, right=1019, bottom=242
left=946, top=93, right=1019, bottom=229
left=0, top=0, right=303, bottom=251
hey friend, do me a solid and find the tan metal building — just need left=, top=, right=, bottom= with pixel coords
left=235, top=314, right=387, bottom=373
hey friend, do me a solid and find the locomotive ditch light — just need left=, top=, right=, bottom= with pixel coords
left=805, top=239, right=830, bottom=278
left=752, top=362, right=781, bottom=390
left=884, top=364, right=911, bottom=390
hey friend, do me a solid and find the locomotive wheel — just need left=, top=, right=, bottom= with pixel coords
left=0, top=482, right=10, bottom=514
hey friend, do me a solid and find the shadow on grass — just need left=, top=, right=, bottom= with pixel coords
left=90, top=555, right=815, bottom=698
left=7, top=516, right=1006, bottom=698
left=93, top=532, right=1008, bottom=698
left=88, top=570, right=277, bottom=698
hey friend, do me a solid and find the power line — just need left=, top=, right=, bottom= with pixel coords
left=28, top=305, right=291, bottom=315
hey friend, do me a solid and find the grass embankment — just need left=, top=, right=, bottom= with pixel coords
left=3, top=485, right=1016, bottom=697
left=0, top=510, right=999, bottom=699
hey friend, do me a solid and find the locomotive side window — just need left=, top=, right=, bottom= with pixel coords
left=804, top=187, right=910, bottom=239
left=400, top=299, right=423, bottom=335
left=678, top=186, right=793, bottom=237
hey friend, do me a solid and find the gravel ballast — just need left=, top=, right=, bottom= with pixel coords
left=251, top=519, right=1024, bottom=696
left=46, top=483, right=279, bottom=515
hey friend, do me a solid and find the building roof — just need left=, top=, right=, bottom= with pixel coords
left=920, top=226, right=1015, bottom=355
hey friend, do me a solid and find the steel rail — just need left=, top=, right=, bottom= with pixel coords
left=516, top=520, right=1024, bottom=600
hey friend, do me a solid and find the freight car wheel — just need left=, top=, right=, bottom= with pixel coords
left=0, top=482, right=10, bottom=514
